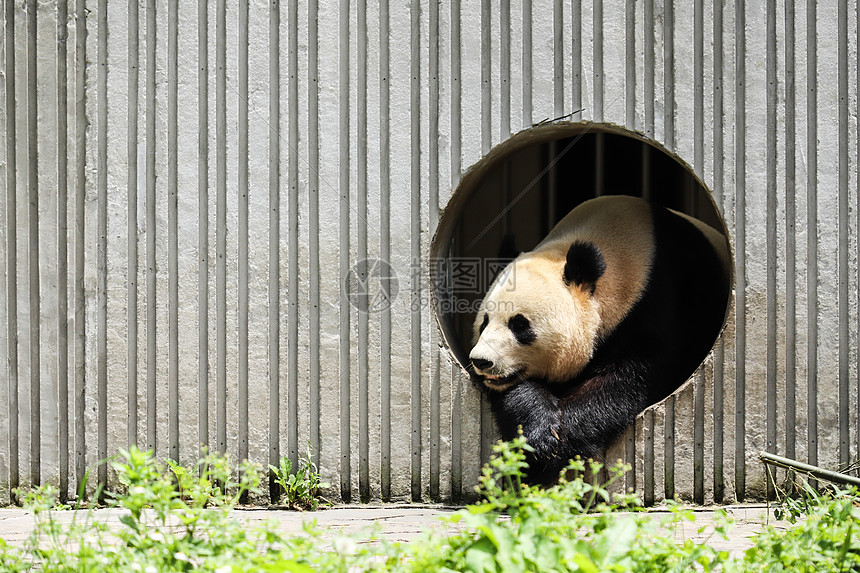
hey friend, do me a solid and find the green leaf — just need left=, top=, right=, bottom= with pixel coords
left=118, top=514, right=140, bottom=532
left=262, top=560, right=316, bottom=573
left=592, top=519, right=636, bottom=564
left=465, top=538, right=500, bottom=573
left=468, top=503, right=498, bottom=516
left=572, top=552, right=599, bottom=573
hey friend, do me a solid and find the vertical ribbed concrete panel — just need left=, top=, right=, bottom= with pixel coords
left=2, top=0, right=860, bottom=504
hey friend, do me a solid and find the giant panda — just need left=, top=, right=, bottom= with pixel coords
left=469, top=195, right=730, bottom=484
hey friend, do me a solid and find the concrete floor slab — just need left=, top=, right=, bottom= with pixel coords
left=0, top=503, right=791, bottom=559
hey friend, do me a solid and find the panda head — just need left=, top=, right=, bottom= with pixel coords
left=469, top=241, right=607, bottom=391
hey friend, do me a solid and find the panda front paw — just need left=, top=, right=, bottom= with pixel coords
left=489, top=381, right=566, bottom=481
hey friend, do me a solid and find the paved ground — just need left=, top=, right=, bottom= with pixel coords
left=0, top=503, right=790, bottom=557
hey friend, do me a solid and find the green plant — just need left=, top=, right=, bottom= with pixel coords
left=769, top=469, right=844, bottom=523
left=399, top=434, right=732, bottom=573
left=734, top=470, right=860, bottom=572
left=8, top=438, right=860, bottom=572
left=738, top=487, right=860, bottom=572
left=2, top=447, right=328, bottom=572
left=269, top=442, right=330, bottom=510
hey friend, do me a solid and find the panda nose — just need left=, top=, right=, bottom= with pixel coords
left=471, top=358, right=493, bottom=372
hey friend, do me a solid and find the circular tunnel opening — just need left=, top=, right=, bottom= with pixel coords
left=430, top=123, right=732, bottom=391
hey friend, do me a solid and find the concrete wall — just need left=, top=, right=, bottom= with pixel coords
left=1, top=0, right=858, bottom=505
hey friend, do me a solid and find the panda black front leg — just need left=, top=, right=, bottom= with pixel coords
left=551, top=362, right=650, bottom=473
left=487, top=380, right=567, bottom=484
left=488, top=362, right=650, bottom=485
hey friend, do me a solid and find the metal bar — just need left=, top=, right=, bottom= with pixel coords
left=448, top=0, right=461, bottom=501
left=765, top=0, right=777, bottom=498
left=663, top=0, right=679, bottom=493
left=480, top=395, right=492, bottom=468
left=307, top=0, right=321, bottom=473
left=735, top=0, right=747, bottom=501
left=664, top=395, right=674, bottom=499
left=644, top=409, right=654, bottom=505
left=339, top=0, right=351, bottom=503
left=571, top=0, right=581, bottom=117
left=857, top=0, right=860, bottom=470
left=215, top=0, right=227, bottom=456
left=73, top=0, right=87, bottom=493
left=712, top=0, right=725, bottom=505
left=643, top=0, right=653, bottom=137
left=167, top=0, right=179, bottom=463
left=837, top=0, right=849, bottom=469
left=429, top=0, right=441, bottom=502
left=357, top=0, right=369, bottom=503
left=624, top=426, right=635, bottom=493
left=5, top=0, right=18, bottom=499
left=450, top=0, right=461, bottom=187
left=593, top=0, right=602, bottom=121
left=759, top=452, right=860, bottom=489
left=57, top=0, right=70, bottom=502
left=197, top=0, right=209, bottom=457
left=410, top=0, right=422, bottom=502
left=663, top=0, right=673, bottom=150
left=36, top=0, right=57, bottom=492
left=625, top=0, right=634, bottom=128
left=481, top=0, right=490, bottom=153
left=379, top=0, right=391, bottom=502
left=430, top=355, right=440, bottom=502
left=127, top=0, right=139, bottom=451
left=553, top=0, right=562, bottom=117
left=500, top=0, right=509, bottom=138
left=287, top=0, right=299, bottom=471
left=640, top=137, right=652, bottom=498
left=96, top=0, right=107, bottom=488
left=522, top=0, right=531, bottom=127
left=806, top=0, right=818, bottom=472
left=693, top=0, right=704, bottom=506
left=784, top=0, right=796, bottom=465
left=693, top=0, right=703, bottom=175
left=694, top=373, right=705, bottom=504
left=27, top=0, right=41, bottom=487
left=713, top=341, right=725, bottom=502
left=238, top=0, right=249, bottom=468
left=479, top=0, right=492, bottom=469
left=451, top=370, right=462, bottom=500
left=145, top=0, right=157, bottom=455
left=268, top=0, right=281, bottom=500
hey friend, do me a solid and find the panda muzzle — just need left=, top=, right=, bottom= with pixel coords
left=471, top=357, right=494, bottom=373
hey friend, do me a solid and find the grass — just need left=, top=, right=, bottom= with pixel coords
left=2, top=437, right=860, bottom=571
left=269, top=443, right=330, bottom=510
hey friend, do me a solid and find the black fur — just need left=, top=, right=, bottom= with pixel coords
left=508, top=314, right=537, bottom=345
left=498, top=232, right=520, bottom=262
left=563, top=241, right=606, bottom=290
left=487, top=204, right=729, bottom=484
left=489, top=362, right=649, bottom=484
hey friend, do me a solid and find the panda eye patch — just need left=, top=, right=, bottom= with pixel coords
left=479, top=313, right=489, bottom=334
left=508, top=314, right=536, bottom=345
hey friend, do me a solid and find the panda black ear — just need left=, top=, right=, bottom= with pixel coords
left=563, top=241, right=606, bottom=290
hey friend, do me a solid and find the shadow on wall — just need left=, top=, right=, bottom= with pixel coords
left=430, top=122, right=732, bottom=387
